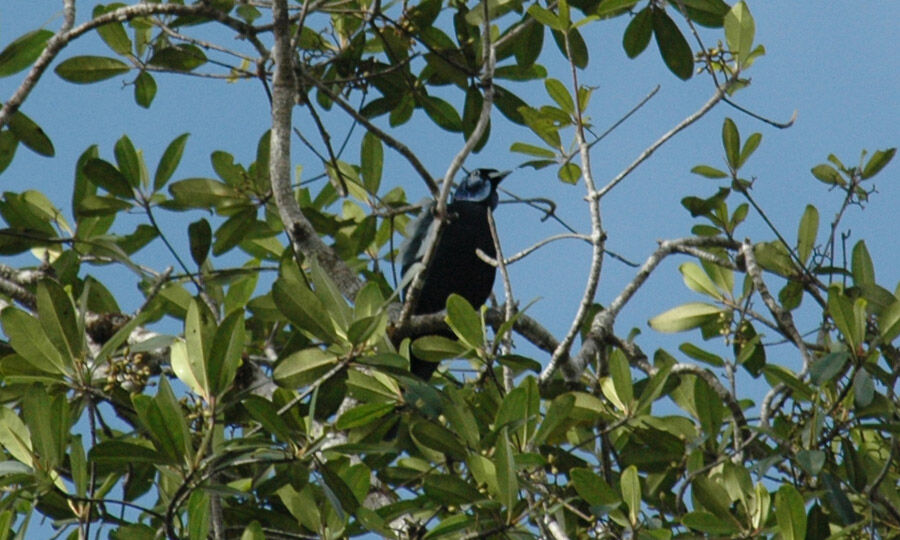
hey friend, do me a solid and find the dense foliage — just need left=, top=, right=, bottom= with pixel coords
left=0, top=1, right=896, bottom=539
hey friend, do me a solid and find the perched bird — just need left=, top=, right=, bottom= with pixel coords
left=398, top=168, right=510, bottom=380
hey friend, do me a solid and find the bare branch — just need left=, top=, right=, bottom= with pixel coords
left=543, top=236, right=741, bottom=383
left=547, top=30, right=606, bottom=378
left=589, top=84, right=729, bottom=201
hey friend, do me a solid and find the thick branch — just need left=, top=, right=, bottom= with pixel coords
left=270, top=0, right=362, bottom=300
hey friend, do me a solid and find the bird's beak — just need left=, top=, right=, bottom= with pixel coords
left=489, top=170, right=512, bottom=184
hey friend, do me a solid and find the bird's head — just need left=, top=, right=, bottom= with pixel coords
left=451, top=168, right=511, bottom=209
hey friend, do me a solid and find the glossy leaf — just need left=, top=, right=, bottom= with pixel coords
left=861, top=147, right=895, bottom=179
left=649, top=302, right=721, bottom=333
left=1, top=307, right=71, bottom=375
left=797, top=205, right=818, bottom=264
left=495, top=427, right=518, bottom=520
left=134, top=70, right=157, bottom=108
left=188, top=218, right=211, bottom=266
left=36, top=279, right=82, bottom=363
left=207, top=309, right=245, bottom=396
left=445, top=294, right=483, bottom=349
left=545, top=78, right=574, bottom=114
left=570, top=468, right=620, bottom=509
left=421, top=95, right=462, bottom=132
left=623, top=7, right=652, bottom=58
left=773, top=485, right=805, bottom=539
left=652, top=9, right=693, bottom=80
left=691, top=164, right=728, bottom=179
left=680, top=262, right=722, bottom=299
left=154, top=133, right=189, bottom=191
left=0, top=130, right=17, bottom=173
left=0, top=406, right=33, bottom=465
left=93, top=5, right=133, bottom=55
left=114, top=135, right=141, bottom=188
left=273, top=347, right=338, bottom=387
left=360, top=132, right=383, bottom=194
left=424, top=474, right=483, bottom=506
left=724, top=1, right=755, bottom=65
left=82, top=158, right=133, bottom=198
left=55, top=55, right=130, bottom=83
left=851, top=240, right=874, bottom=287
left=722, top=117, right=740, bottom=170
left=620, top=465, right=640, bottom=525
left=811, top=163, right=845, bottom=186
left=0, top=30, right=53, bottom=77
left=7, top=109, right=54, bottom=157
left=148, top=44, right=207, bottom=72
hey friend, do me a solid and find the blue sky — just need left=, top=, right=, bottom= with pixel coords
left=1, top=1, right=898, bottom=535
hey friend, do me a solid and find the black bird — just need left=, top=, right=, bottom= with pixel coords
left=398, top=168, right=510, bottom=380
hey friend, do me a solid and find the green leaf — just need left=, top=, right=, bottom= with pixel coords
left=421, top=95, right=462, bottom=132
left=273, top=347, right=338, bottom=387
left=595, top=0, right=640, bottom=17
left=132, top=378, right=193, bottom=464
left=853, top=369, right=874, bottom=408
left=570, top=468, right=620, bottom=509
left=724, top=1, right=755, bottom=65
left=861, top=147, right=895, bottom=179
left=0, top=30, right=53, bottom=77
left=495, top=427, right=518, bottom=521
left=544, top=78, right=574, bottom=114
left=188, top=490, right=210, bottom=540
left=88, top=440, right=163, bottom=465
left=446, top=294, right=484, bottom=349
left=808, top=352, right=848, bottom=386
left=682, top=511, right=740, bottom=534
left=168, top=178, right=243, bottom=208
left=774, top=485, right=806, bottom=540
left=691, top=164, right=728, bottom=178
left=608, top=349, right=633, bottom=408
left=494, top=85, right=528, bottom=125
left=652, top=8, right=693, bottom=80
left=721, top=117, right=740, bottom=170
left=410, top=421, right=467, bottom=461
left=360, top=132, right=383, bottom=194
left=510, top=142, right=555, bottom=158
left=821, top=473, right=858, bottom=525
left=827, top=286, right=865, bottom=351
left=207, top=309, right=245, bottom=396
left=680, top=262, right=722, bottom=299
left=36, top=279, right=83, bottom=363
left=134, top=70, right=157, bottom=108
left=0, top=406, right=33, bottom=465
left=2, top=307, right=70, bottom=375
left=680, top=342, right=724, bottom=367
left=0, top=130, right=17, bottom=174
left=7, top=109, right=54, bottom=157
left=93, top=4, right=133, bottom=55
left=558, top=162, right=581, bottom=184
left=620, top=465, right=640, bottom=526
left=114, top=135, right=142, bottom=188
left=336, top=402, right=395, bottom=430
left=154, top=133, right=188, bottom=191
left=55, top=55, right=130, bottom=83
left=148, top=44, right=207, bottom=72
left=623, top=7, right=653, bottom=58
left=22, top=388, right=67, bottom=470
left=648, top=302, right=721, bottom=333
left=410, top=335, right=470, bottom=362
left=188, top=218, right=212, bottom=266
left=811, top=163, right=845, bottom=186
left=552, top=28, right=589, bottom=69
left=82, top=158, right=133, bottom=198
left=851, top=240, right=875, bottom=287
left=739, top=132, right=762, bottom=167
left=527, top=5, right=565, bottom=31
left=879, top=299, right=900, bottom=343
left=797, top=205, right=819, bottom=264
left=424, top=475, right=483, bottom=506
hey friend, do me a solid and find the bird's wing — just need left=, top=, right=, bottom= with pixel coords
left=397, top=199, right=437, bottom=289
